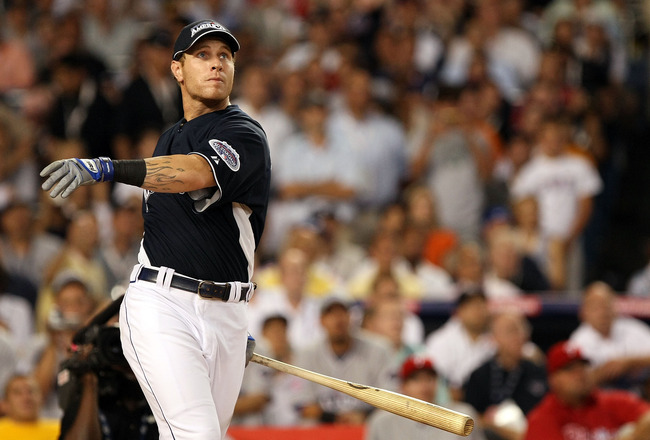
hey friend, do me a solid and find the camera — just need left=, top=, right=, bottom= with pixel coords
left=57, top=296, right=141, bottom=408
left=62, top=324, right=130, bottom=374
left=56, top=296, right=159, bottom=439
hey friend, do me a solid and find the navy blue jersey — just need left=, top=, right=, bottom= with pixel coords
left=139, top=105, right=271, bottom=282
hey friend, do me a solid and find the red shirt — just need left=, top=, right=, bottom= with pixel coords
left=525, top=390, right=650, bottom=440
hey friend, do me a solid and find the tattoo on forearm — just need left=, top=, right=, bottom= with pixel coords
left=144, top=159, right=185, bottom=191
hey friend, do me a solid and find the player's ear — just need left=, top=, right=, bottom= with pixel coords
left=171, top=60, right=183, bottom=83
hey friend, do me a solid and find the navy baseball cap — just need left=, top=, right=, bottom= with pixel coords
left=172, top=20, right=240, bottom=61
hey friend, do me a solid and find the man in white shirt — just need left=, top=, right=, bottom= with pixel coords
left=328, top=68, right=407, bottom=214
left=425, top=289, right=495, bottom=399
left=569, top=281, right=650, bottom=393
left=248, top=247, right=324, bottom=350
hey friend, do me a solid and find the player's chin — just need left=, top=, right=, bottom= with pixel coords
left=202, top=85, right=230, bottom=100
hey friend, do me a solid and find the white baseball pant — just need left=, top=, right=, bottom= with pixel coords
left=119, top=265, right=248, bottom=440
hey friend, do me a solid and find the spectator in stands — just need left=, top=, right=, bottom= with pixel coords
left=242, top=0, right=303, bottom=56
left=524, top=340, right=650, bottom=440
left=510, top=197, right=547, bottom=276
left=276, top=8, right=344, bottom=82
left=464, top=311, right=548, bottom=440
left=0, top=269, right=34, bottom=371
left=0, top=30, right=36, bottom=102
left=328, top=68, right=407, bottom=224
left=0, top=106, right=39, bottom=207
left=296, top=296, right=393, bottom=425
left=233, top=314, right=305, bottom=427
left=483, top=228, right=525, bottom=299
left=313, top=211, right=366, bottom=286
left=0, top=374, right=59, bottom=440
left=275, top=70, right=305, bottom=130
left=234, top=63, right=297, bottom=165
left=347, top=228, right=423, bottom=300
left=256, top=223, right=343, bottom=298
left=366, top=355, right=485, bottom=440
left=0, top=201, right=62, bottom=307
left=112, top=27, right=182, bottom=160
left=0, top=332, right=17, bottom=401
left=46, top=53, right=115, bottom=158
left=79, top=0, right=141, bottom=79
left=491, top=135, right=533, bottom=199
left=569, top=281, right=650, bottom=392
left=400, top=221, right=456, bottom=301
left=32, top=271, right=98, bottom=419
left=409, top=85, right=491, bottom=242
left=510, top=116, right=602, bottom=293
left=37, top=210, right=107, bottom=331
left=425, top=288, right=494, bottom=400
left=445, top=241, right=487, bottom=294
left=97, top=197, right=142, bottom=295
left=266, top=90, right=360, bottom=254
left=484, top=227, right=551, bottom=296
left=361, top=296, right=423, bottom=382
left=248, top=247, right=324, bottom=350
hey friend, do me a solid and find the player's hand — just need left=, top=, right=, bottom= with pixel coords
left=40, top=157, right=114, bottom=198
left=245, top=333, right=255, bottom=367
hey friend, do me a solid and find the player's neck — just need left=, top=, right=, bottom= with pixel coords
left=183, top=97, right=231, bottom=121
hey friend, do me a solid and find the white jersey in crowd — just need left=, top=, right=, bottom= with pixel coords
left=247, top=288, right=324, bottom=350
left=425, top=318, right=495, bottom=389
left=510, top=152, right=602, bottom=239
left=568, top=316, right=650, bottom=366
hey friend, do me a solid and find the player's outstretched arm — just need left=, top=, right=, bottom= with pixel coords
left=41, top=155, right=216, bottom=198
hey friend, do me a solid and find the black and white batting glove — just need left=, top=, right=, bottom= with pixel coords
left=40, top=157, right=114, bottom=198
left=246, top=333, right=256, bottom=367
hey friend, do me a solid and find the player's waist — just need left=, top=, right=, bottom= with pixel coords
left=132, top=265, right=256, bottom=303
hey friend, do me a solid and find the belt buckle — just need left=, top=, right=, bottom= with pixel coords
left=198, top=280, right=230, bottom=301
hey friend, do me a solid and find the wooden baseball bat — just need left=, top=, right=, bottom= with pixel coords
left=250, top=353, right=474, bottom=437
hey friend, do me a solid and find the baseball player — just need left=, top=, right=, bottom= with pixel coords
left=40, top=19, right=271, bottom=440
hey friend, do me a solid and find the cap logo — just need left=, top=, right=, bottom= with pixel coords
left=191, top=21, right=224, bottom=37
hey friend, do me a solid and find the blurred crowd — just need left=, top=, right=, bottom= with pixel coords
left=3, top=0, right=650, bottom=438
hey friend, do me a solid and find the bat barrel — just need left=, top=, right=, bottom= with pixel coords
left=250, top=353, right=475, bottom=437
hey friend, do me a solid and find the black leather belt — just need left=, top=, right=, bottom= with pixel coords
left=137, top=267, right=254, bottom=301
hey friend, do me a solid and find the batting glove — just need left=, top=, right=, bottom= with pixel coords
left=246, top=333, right=256, bottom=367
left=40, top=157, right=115, bottom=199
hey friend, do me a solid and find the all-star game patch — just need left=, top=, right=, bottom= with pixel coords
left=208, top=139, right=240, bottom=171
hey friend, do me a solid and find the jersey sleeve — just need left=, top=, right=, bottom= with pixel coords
left=189, top=122, right=269, bottom=211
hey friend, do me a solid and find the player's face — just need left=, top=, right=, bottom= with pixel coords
left=172, top=37, right=235, bottom=110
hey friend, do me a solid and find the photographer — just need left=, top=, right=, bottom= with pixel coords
left=57, top=296, right=158, bottom=440
left=33, top=271, right=97, bottom=419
